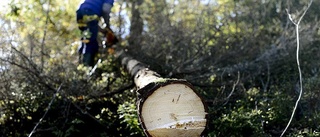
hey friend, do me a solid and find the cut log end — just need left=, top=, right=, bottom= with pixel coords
left=140, top=83, right=207, bottom=137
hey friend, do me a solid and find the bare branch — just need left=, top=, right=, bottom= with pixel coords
left=28, top=83, right=63, bottom=137
left=281, top=0, right=313, bottom=136
left=223, top=71, right=240, bottom=106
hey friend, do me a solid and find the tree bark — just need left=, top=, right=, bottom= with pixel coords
left=117, top=49, right=208, bottom=137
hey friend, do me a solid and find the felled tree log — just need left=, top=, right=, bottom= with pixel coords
left=117, top=50, right=208, bottom=137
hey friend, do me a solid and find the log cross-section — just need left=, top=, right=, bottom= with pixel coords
left=118, top=50, right=208, bottom=137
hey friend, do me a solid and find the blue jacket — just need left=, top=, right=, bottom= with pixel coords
left=79, top=0, right=114, bottom=16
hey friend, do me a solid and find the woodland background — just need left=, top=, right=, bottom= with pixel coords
left=0, top=0, right=320, bottom=136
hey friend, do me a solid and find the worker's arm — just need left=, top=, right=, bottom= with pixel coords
left=102, top=3, right=112, bottom=27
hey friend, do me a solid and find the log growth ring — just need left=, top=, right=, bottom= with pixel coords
left=139, top=82, right=207, bottom=137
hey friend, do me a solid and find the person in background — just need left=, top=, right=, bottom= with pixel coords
left=76, top=0, right=114, bottom=67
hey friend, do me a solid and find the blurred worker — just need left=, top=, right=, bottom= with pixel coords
left=76, top=0, right=114, bottom=67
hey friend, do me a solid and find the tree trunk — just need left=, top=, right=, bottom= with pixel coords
left=128, top=0, right=143, bottom=51
left=117, top=50, right=208, bottom=137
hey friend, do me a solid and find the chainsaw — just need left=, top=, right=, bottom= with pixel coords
left=101, top=26, right=119, bottom=47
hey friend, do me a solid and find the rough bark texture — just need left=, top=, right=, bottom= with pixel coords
left=117, top=49, right=208, bottom=137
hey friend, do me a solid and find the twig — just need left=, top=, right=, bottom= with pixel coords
left=41, top=0, right=51, bottom=71
left=223, top=71, right=240, bottom=105
left=281, top=1, right=313, bottom=136
left=68, top=100, right=109, bottom=130
left=28, top=83, right=63, bottom=137
left=99, top=81, right=134, bottom=98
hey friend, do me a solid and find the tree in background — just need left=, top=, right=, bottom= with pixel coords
left=0, top=0, right=320, bottom=136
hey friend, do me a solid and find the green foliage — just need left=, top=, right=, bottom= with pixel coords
left=1, top=0, right=320, bottom=136
left=118, top=101, right=144, bottom=136
left=213, top=107, right=266, bottom=137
